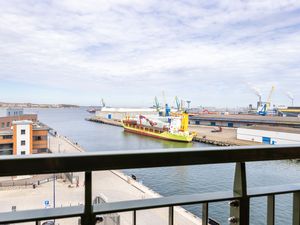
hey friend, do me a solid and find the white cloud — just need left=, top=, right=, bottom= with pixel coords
left=0, top=0, right=300, bottom=106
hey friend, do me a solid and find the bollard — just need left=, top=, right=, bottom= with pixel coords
left=228, top=217, right=238, bottom=224
left=229, top=200, right=239, bottom=208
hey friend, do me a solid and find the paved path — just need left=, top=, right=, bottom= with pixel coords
left=190, top=125, right=260, bottom=146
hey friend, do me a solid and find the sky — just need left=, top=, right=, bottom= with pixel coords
left=0, top=0, right=300, bottom=107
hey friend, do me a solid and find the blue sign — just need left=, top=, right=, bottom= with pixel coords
left=44, top=200, right=50, bottom=208
left=262, top=137, right=271, bottom=144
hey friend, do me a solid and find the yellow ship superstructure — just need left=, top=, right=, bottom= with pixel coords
left=122, top=112, right=195, bottom=142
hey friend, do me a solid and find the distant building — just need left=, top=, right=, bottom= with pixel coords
left=237, top=126, right=300, bottom=145
left=0, top=108, right=23, bottom=117
left=0, top=108, right=49, bottom=155
left=190, top=114, right=300, bottom=128
left=95, top=107, right=158, bottom=121
left=278, top=106, right=300, bottom=117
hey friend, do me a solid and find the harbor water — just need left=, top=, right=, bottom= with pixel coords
left=27, top=108, right=300, bottom=225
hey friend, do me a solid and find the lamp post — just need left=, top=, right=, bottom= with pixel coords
left=53, top=173, right=56, bottom=224
left=53, top=144, right=60, bottom=224
left=53, top=173, right=56, bottom=208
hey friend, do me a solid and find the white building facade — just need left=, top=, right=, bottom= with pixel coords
left=95, top=107, right=158, bottom=121
left=237, top=126, right=300, bottom=145
left=13, top=120, right=32, bottom=155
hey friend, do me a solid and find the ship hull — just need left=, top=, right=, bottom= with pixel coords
left=123, top=123, right=194, bottom=142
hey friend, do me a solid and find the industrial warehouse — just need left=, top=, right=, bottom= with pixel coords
left=237, top=126, right=300, bottom=145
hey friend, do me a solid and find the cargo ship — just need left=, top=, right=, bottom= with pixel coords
left=122, top=112, right=196, bottom=142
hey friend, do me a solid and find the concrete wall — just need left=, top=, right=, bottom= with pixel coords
left=237, top=128, right=300, bottom=145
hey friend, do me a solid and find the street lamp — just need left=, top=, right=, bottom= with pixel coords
left=53, top=173, right=56, bottom=224
left=53, top=174, right=56, bottom=208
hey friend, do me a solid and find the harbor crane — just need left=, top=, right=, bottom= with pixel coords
left=186, top=100, right=191, bottom=109
left=266, top=86, right=275, bottom=109
left=257, top=85, right=275, bottom=116
left=154, top=96, right=160, bottom=111
left=101, top=98, right=106, bottom=107
left=175, top=96, right=181, bottom=112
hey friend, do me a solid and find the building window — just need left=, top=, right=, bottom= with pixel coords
left=3, top=135, right=13, bottom=139
left=21, top=151, right=26, bottom=155
left=33, top=136, right=47, bottom=141
left=21, top=129, right=26, bottom=135
left=1, top=122, right=4, bottom=128
left=21, top=140, right=26, bottom=146
left=6, top=122, right=10, bottom=127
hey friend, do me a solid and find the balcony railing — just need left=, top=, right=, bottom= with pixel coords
left=1, top=145, right=300, bottom=225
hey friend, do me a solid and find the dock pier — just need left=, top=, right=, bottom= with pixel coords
left=86, top=116, right=122, bottom=127
left=192, top=136, right=233, bottom=146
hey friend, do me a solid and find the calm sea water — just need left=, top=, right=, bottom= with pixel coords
left=26, top=108, right=300, bottom=225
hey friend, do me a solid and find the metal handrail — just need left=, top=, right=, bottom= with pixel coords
left=1, top=145, right=300, bottom=176
left=1, top=145, right=300, bottom=225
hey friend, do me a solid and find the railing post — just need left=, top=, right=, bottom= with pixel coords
left=133, top=210, right=136, bottom=225
left=230, top=162, right=249, bottom=225
left=202, top=202, right=208, bottom=225
left=169, top=206, right=174, bottom=225
left=267, top=195, right=275, bottom=225
left=293, top=192, right=300, bottom=225
left=82, top=171, right=93, bottom=225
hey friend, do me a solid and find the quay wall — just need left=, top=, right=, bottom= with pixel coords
left=86, top=116, right=122, bottom=127
left=49, top=133, right=85, bottom=153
